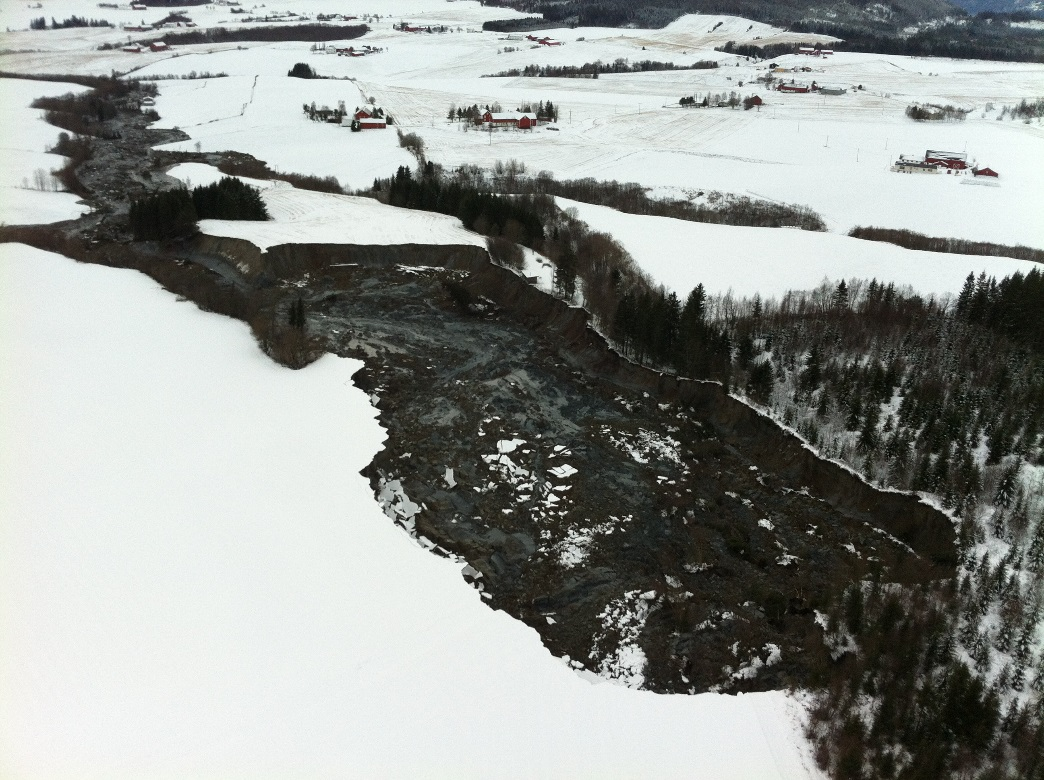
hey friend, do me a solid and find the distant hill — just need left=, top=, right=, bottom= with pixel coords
left=948, top=0, right=1043, bottom=13
left=482, top=0, right=956, bottom=29
left=481, top=0, right=1044, bottom=61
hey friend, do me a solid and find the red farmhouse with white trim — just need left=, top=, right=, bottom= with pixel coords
left=482, top=111, right=536, bottom=129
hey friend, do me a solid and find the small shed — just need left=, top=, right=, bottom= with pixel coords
left=973, top=166, right=999, bottom=177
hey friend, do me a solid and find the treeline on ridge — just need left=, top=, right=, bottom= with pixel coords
left=849, top=226, right=1044, bottom=266
left=100, top=23, right=368, bottom=48
left=211, top=154, right=345, bottom=195
left=503, top=171, right=825, bottom=231
left=30, top=16, right=112, bottom=29
left=484, top=58, right=718, bottom=78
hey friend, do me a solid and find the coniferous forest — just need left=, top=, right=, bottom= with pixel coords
left=656, top=272, right=1044, bottom=780
left=129, top=177, right=268, bottom=241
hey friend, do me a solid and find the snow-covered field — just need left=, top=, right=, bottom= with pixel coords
left=101, top=16, right=1042, bottom=248
left=560, top=198, right=1042, bottom=298
left=0, top=78, right=91, bottom=225
left=0, top=244, right=823, bottom=779
left=151, top=73, right=416, bottom=191
left=3, top=1, right=1038, bottom=246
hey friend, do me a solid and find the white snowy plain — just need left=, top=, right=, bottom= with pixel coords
left=0, top=244, right=824, bottom=780
left=11, top=1, right=1028, bottom=249
left=559, top=198, right=1042, bottom=298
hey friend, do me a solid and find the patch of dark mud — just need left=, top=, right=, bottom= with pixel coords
left=298, top=257, right=953, bottom=695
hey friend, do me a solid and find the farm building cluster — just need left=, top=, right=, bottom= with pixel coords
left=481, top=110, right=538, bottom=129
left=448, top=100, right=560, bottom=129
left=122, top=41, right=170, bottom=53
left=312, top=42, right=384, bottom=57
left=892, top=150, right=999, bottom=178
left=774, top=80, right=847, bottom=95
left=119, top=9, right=199, bottom=52
left=302, top=102, right=390, bottom=129
left=346, top=105, right=388, bottom=130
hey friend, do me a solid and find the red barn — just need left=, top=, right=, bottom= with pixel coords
left=149, top=41, right=169, bottom=52
left=973, top=166, right=999, bottom=177
left=777, top=83, right=811, bottom=93
left=482, top=111, right=517, bottom=126
left=358, top=117, right=386, bottom=129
